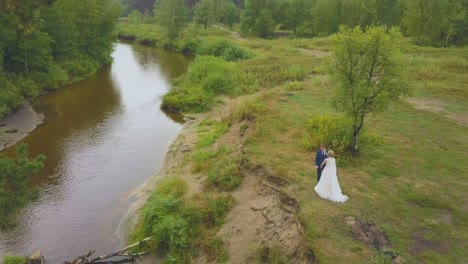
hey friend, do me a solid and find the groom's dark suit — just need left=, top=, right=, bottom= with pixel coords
left=315, top=149, right=327, bottom=182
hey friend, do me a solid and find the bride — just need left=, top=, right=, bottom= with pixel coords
left=314, top=150, right=348, bottom=203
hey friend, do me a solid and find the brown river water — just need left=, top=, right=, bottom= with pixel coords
left=0, top=43, right=191, bottom=262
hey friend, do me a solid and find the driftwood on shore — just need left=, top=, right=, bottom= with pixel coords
left=63, top=237, right=152, bottom=264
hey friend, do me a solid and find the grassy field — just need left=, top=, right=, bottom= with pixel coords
left=121, top=23, right=468, bottom=263
left=239, top=35, right=468, bottom=263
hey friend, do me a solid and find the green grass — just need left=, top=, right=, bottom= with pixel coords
left=241, top=49, right=468, bottom=263
left=2, top=255, right=27, bottom=264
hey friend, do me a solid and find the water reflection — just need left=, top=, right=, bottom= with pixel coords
left=0, top=43, right=191, bottom=263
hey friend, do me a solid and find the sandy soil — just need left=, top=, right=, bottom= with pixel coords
left=0, top=104, right=44, bottom=151
left=120, top=97, right=313, bottom=263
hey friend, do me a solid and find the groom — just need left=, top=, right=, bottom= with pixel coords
left=315, top=143, right=327, bottom=182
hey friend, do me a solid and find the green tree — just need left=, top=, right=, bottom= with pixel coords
left=0, top=144, right=45, bottom=228
left=194, top=0, right=215, bottom=29
left=240, top=0, right=279, bottom=38
left=128, top=9, right=144, bottom=24
left=375, top=0, right=405, bottom=27
left=222, top=1, right=239, bottom=29
left=312, top=0, right=342, bottom=36
left=284, top=0, right=314, bottom=34
left=154, top=0, right=187, bottom=40
left=340, top=0, right=376, bottom=28
left=329, top=26, right=410, bottom=154
left=403, top=0, right=448, bottom=45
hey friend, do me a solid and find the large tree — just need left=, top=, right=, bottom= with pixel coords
left=193, top=0, right=215, bottom=29
left=154, top=0, right=187, bottom=40
left=403, top=0, right=448, bottom=45
left=240, top=0, right=280, bottom=38
left=330, top=26, right=410, bottom=154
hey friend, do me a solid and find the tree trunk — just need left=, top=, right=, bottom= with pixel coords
left=351, top=126, right=359, bottom=155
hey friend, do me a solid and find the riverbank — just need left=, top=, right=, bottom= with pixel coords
left=0, top=104, right=44, bottom=152
left=118, top=23, right=468, bottom=263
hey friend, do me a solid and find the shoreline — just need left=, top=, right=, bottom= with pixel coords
left=0, top=104, right=44, bottom=152
left=115, top=116, right=201, bottom=249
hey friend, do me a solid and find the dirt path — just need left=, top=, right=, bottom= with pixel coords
left=406, top=98, right=468, bottom=126
left=298, top=48, right=331, bottom=58
left=231, top=31, right=247, bottom=42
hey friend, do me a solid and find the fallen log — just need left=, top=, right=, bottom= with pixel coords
left=64, top=237, right=152, bottom=264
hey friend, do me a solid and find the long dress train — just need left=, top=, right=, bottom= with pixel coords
left=314, top=158, right=348, bottom=203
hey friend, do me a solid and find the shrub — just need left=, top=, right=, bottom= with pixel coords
left=205, top=195, right=235, bottom=226
left=162, top=56, right=239, bottom=112
left=197, top=39, right=253, bottom=61
left=203, top=236, right=229, bottom=263
left=201, top=71, right=235, bottom=95
left=2, top=255, right=27, bottom=264
left=182, top=38, right=202, bottom=53
left=207, top=157, right=242, bottom=191
left=228, top=95, right=266, bottom=123
left=280, top=65, right=307, bottom=81
left=161, top=85, right=215, bottom=113
left=197, top=39, right=232, bottom=57
left=248, top=244, right=290, bottom=264
left=223, top=46, right=253, bottom=61
left=303, top=115, right=354, bottom=158
left=137, top=177, right=203, bottom=264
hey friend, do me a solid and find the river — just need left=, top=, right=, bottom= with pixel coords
left=0, top=43, right=191, bottom=262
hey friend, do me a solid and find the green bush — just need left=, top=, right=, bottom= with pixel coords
left=197, top=39, right=232, bottom=57
left=228, top=95, right=266, bottom=123
left=205, top=195, right=235, bottom=226
left=197, top=39, right=253, bottom=61
left=303, top=115, right=354, bottom=158
left=185, top=56, right=237, bottom=94
left=223, top=46, right=253, bottom=62
left=161, top=85, right=215, bottom=113
left=162, top=56, right=239, bottom=112
left=2, top=255, right=27, bottom=264
left=138, top=177, right=203, bottom=264
left=248, top=244, right=290, bottom=264
left=207, top=157, right=242, bottom=191
left=203, top=236, right=229, bottom=263
left=182, top=38, right=202, bottom=53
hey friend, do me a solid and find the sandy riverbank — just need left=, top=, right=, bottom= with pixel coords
left=0, top=104, right=44, bottom=152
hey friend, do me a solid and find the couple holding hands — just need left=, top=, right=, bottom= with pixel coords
left=314, top=143, right=348, bottom=203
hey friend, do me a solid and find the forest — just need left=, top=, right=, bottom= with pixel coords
left=0, top=0, right=120, bottom=119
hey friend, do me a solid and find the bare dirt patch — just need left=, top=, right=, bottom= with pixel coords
left=410, top=232, right=450, bottom=256
left=217, top=164, right=315, bottom=263
left=298, top=48, right=331, bottom=58
left=406, top=98, right=468, bottom=126
left=344, top=216, right=404, bottom=263
left=231, top=31, right=247, bottom=42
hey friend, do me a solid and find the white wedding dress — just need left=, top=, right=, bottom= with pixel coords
left=314, top=158, right=348, bottom=203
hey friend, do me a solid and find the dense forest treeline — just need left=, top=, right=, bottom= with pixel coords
left=121, top=0, right=468, bottom=46
left=0, top=0, right=120, bottom=119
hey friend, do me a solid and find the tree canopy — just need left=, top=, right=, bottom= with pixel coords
left=329, top=26, right=410, bottom=153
